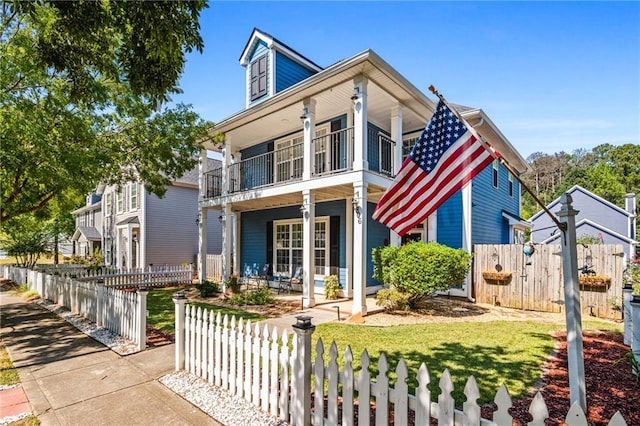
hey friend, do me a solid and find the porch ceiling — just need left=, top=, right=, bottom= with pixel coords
left=206, top=50, right=436, bottom=152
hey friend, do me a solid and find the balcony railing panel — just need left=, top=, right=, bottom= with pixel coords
left=203, top=126, right=395, bottom=199
left=312, top=128, right=354, bottom=177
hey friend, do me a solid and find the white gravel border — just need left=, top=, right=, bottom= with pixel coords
left=160, top=371, right=286, bottom=426
left=35, top=299, right=138, bottom=355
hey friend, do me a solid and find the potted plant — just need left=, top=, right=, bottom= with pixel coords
left=324, top=275, right=341, bottom=300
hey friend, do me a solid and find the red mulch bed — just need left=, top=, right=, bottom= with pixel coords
left=315, top=331, right=638, bottom=425
left=503, top=330, right=638, bottom=425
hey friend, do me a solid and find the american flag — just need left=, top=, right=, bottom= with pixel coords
left=372, top=100, right=496, bottom=236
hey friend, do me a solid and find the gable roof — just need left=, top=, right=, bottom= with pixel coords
left=540, top=218, right=637, bottom=245
left=72, top=226, right=101, bottom=241
left=529, top=185, right=632, bottom=222
left=209, top=48, right=528, bottom=174
left=239, top=28, right=323, bottom=72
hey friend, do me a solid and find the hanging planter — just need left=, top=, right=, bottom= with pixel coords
left=482, top=271, right=512, bottom=285
left=579, top=274, right=611, bottom=291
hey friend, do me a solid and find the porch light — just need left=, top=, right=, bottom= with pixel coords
left=352, top=194, right=362, bottom=224
left=218, top=214, right=225, bottom=224
left=351, top=87, right=360, bottom=101
left=195, top=212, right=201, bottom=226
left=300, top=106, right=309, bottom=122
left=300, top=198, right=310, bottom=218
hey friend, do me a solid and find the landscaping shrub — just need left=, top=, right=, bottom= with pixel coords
left=375, top=288, right=411, bottom=312
left=229, top=287, right=274, bottom=305
left=196, top=281, right=220, bottom=298
left=374, top=241, right=471, bottom=309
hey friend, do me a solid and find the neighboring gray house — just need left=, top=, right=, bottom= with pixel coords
left=72, top=159, right=222, bottom=269
left=529, top=185, right=637, bottom=259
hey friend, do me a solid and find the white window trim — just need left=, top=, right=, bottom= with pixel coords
left=116, top=188, right=125, bottom=214
left=273, top=216, right=330, bottom=279
left=105, top=193, right=112, bottom=217
left=129, top=183, right=138, bottom=212
left=492, top=159, right=499, bottom=189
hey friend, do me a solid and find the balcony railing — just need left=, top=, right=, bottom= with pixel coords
left=204, top=126, right=395, bottom=198
left=312, top=128, right=354, bottom=176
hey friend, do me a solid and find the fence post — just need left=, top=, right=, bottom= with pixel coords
left=173, top=291, right=187, bottom=371
left=96, top=279, right=105, bottom=328
left=623, top=283, right=633, bottom=346
left=292, top=316, right=315, bottom=426
left=137, top=287, right=149, bottom=352
left=631, top=298, right=640, bottom=371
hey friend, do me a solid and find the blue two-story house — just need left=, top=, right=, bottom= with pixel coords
left=197, top=29, right=529, bottom=315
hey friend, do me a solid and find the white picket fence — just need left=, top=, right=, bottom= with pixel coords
left=173, top=301, right=630, bottom=426
left=71, top=265, right=193, bottom=289
left=3, top=266, right=148, bottom=352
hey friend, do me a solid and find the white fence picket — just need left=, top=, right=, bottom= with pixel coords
left=170, top=303, right=631, bottom=426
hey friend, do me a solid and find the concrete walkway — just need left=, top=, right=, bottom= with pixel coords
left=1, top=287, right=382, bottom=425
left=0, top=291, right=220, bottom=426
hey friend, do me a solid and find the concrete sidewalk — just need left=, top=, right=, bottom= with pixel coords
left=0, top=291, right=220, bottom=426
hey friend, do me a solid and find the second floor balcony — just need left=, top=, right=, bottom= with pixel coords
left=205, top=126, right=396, bottom=199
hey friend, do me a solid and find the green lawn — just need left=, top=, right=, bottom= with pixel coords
left=147, top=286, right=267, bottom=333
left=313, top=319, right=622, bottom=405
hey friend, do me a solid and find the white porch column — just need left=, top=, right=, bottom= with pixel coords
left=352, top=76, right=368, bottom=171
left=222, top=141, right=231, bottom=195
left=462, top=182, right=472, bottom=299
left=198, top=209, right=208, bottom=283
left=389, top=102, right=403, bottom=247
left=302, top=189, right=316, bottom=308
left=302, top=98, right=316, bottom=181
left=352, top=182, right=368, bottom=316
left=222, top=204, right=233, bottom=287
left=345, top=196, right=353, bottom=298
left=198, top=149, right=208, bottom=283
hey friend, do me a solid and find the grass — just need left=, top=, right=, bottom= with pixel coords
left=10, top=284, right=40, bottom=301
left=313, top=319, right=623, bottom=405
left=1, top=344, right=20, bottom=386
left=147, top=286, right=267, bottom=333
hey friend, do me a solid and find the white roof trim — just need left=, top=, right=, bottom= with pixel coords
left=540, top=218, right=637, bottom=245
left=530, top=185, right=631, bottom=222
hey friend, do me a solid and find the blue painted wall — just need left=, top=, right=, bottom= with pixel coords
left=367, top=202, right=390, bottom=286
left=471, top=163, right=521, bottom=245
left=437, top=191, right=463, bottom=248
left=275, top=51, right=316, bottom=93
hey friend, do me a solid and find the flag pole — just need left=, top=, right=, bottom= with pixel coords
left=429, top=85, right=586, bottom=412
left=428, top=85, right=566, bottom=234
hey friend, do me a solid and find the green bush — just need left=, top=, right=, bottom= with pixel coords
left=196, top=281, right=220, bottom=298
left=225, top=276, right=240, bottom=293
left=375, top=288, right=411, bottom=312
left=373, top=241, right=472, bottom=309
left=229, top=287, right=274, bottom=305
left=323, top=275, right=341, bottom=300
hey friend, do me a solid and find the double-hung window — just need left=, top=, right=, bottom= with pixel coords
left=274, top=218, right=330, bottom=277
left=105, top=193, right=112, bottom=217
left=129, top=183, right=138, bottom=211
left=116, top=188, right=125, bottom=214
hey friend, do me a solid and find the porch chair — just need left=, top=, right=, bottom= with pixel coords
left=278, top=265, right=302, bottom=294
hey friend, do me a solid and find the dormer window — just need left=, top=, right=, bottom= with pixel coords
left=250, top=55, right=267, bottom=101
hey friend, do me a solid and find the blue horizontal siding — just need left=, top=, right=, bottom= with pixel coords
left=275, top=51, right=316, bottom=93
left=437, top=191, right=463, bottom=248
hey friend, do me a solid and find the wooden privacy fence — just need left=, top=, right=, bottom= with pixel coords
left=172, top=301, right=630, bottom=426
left=4, top=266, right=148, bottom=352
left=473, top=244, right=625, bottom=319
left=206, top=254, right=223, bottom=282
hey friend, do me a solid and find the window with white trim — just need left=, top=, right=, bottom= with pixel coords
left=492, top=160, right=499, bottom=188
left=274, top=218, right=329, bottom=277
left=105, top=193, right=112, bottom=217
left=508, top=174, right=514, bottom=197
left=275, top=135, right=303, bottom=182
left=116, top=187, right=125, bottom=213
left=129, top=183, right=138, bottom=211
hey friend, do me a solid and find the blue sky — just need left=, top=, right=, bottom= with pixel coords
left=174, top=1, right=639, bottom=160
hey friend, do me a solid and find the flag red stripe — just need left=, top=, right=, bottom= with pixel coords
left=387, top=142, right=491, bottom=234
left=373, top=133, right=477, bottom=223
